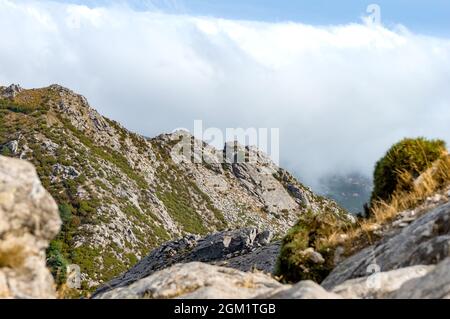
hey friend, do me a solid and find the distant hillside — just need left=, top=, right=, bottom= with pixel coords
left=318, top=172, right=372, bottom=214
left=0, top=84, right=346, bottom=292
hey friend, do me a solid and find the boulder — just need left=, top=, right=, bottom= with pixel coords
left=0, top=156, right=61, bottom=298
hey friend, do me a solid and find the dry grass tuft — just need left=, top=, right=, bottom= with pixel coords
left=326, top=154, right=450, bottom=257
left=0, top=243, right=26, bottom=269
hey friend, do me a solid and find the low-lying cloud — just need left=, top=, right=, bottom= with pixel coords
left=1, top=0, right=450, bottom=189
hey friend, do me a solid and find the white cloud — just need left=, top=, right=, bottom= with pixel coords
left=1, top=0, right=450, bottom=189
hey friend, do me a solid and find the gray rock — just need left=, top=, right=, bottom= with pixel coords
left=389, top=258, right=450, bottom=299
left=1, top=84, right=23, bottom=99
left=1, top=140, right=19, bottom=155
left=41, top=140, right=59, bottom=154
left=92, top=228, right=274, bottom=297
left=0, top=156, right=61, bottom=298
left=302, top=248, right=325, bottom=264
left=212, top=242, right=281, bottom=273
left=332, top=265, right=433, bottom=299
left=94, top=262, right=283, bottom=299
left=322, top=201, right=450, bottom=289
left=52, top=163, right=80, bottom=180
left=287, top=184, right=310, bottom=207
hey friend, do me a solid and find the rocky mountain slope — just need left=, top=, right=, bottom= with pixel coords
left=0, top=84, right=345, bottom=291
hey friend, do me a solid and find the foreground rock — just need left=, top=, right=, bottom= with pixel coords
left=94, top=262, right=339, bottom=299
left=93, top=258, right=450, bottom=299
left=389, top=258, right=450, bottom=298
left=331, top=265, right=433, bottom=299
left=93, top=228, right=276, bottom=296
left=0, top=156, right=61, bottom=298
left=322, top=201, right=450, bottom=289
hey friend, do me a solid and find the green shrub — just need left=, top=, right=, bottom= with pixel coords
left=371, top=137, right=447, bottom=204
left=59, top=203, right=73, bottom=225
left=1, top=146, right=11, bottom=156
left=0, top=98, right=42, bottom=114
left=276, top=210, right=352, bottom=283
left=47, top=240, right=69, bottom=285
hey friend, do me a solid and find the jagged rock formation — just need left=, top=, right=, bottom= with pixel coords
left=0, top=83, right=346, bottom=290
left=0, top=156, right=61, bottom=298
left=93, top=228, right=277, bottom=296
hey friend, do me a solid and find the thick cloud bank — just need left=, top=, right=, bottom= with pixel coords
left=1, top=0, right=450, bottom=188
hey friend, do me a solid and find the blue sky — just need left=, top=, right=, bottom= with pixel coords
left=56, top=0, right=450, bottom=37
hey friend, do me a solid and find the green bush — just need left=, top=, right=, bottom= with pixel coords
left=59, top=203, right=73, bottom=224
left=371, top=137, right=447, bottom=204
left=0, top=98, right=40, bottom=114
left=47, top=240, right=69, bottom=285
left=276, top=210, right=352, bottom=283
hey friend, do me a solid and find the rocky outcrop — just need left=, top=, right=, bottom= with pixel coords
left=322, top=200, right=450, bottom=290
left=0, top=156, right=61, bottom=298
left=93, top=228, right=276, bottom=297
left=0, top=84, right=23, bottom=99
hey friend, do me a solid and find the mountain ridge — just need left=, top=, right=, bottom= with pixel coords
left=0, top=83, right=348, bottom=292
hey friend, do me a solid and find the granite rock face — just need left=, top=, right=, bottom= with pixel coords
left=0, top=156, right=61, bottom=298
